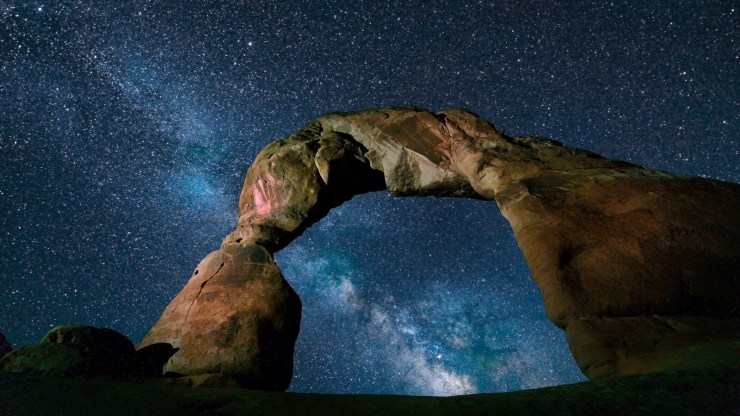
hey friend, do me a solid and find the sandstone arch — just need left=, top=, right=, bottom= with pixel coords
left=140, top=108, right=740, bottom=390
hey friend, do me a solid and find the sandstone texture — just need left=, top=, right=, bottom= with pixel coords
left=139, top=245, right=301, bottom=391
left=143, top=107, right=740, bottom=388
left=0, top=325, right=137, bottom=378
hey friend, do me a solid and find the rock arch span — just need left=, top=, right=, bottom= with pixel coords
left=139, top=108, right=740, bottom=390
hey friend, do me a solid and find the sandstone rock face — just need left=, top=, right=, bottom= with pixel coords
left=139, top=245, right=301, bottom=391
left=0, top=325, right=137, bottom=378
left=566, top=317, right=740, bottom=379
left=143, top=107, right=740, bottom=388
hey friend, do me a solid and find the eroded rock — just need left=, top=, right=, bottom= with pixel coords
left=143, top=107, right=740, bottom=387
left=139, top=245, right=301, bottom=391
left=0, top=325, right=137, bottom=378
left=0, top=343, right=86, bottom=377
left=566, top=317, right=740, bottom=379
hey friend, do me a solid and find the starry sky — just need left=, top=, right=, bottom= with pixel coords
left=1, top=0, right=738, bottom=396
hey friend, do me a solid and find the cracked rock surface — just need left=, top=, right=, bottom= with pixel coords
left=142, top=108, right=740, bottom=389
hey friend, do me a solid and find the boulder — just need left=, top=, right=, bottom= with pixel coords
left=0, top=325, right=137, bottom=378
left=0, top=343, right=86, bottom=377
left=42, top=325, right=135, bottom=355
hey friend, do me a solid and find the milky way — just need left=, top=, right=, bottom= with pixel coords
left=1, top=1, right=737, bottom=395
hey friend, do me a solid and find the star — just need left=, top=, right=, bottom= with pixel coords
left=1, top=0, right=737, bottom=396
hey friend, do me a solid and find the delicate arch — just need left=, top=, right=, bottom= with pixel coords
left=140, top=108, right=740, bottom=390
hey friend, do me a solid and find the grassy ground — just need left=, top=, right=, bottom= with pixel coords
left=1, top=369, right=737, bottom=416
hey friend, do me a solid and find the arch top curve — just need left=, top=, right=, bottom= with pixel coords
left=140, top=107, right=740, bottom=390
left=222, top=107, right=631, bottom=253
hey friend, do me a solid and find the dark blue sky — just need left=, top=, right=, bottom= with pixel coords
left=1, top=1, right=737, bottom=395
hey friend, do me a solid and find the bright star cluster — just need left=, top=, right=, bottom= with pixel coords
left=1, top=1, right=737, bottom=396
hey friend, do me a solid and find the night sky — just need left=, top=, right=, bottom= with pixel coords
left=1, top=1, right=738, bottom=396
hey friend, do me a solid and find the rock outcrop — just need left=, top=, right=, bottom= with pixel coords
left=139, top=245, right=301, bottom=391
left=566, top=317, right=740, bottom=379
left=142, top=107, right=740, bottom=389
left=0, top=325, right=137, bottom=378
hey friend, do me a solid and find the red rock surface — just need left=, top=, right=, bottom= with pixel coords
left=142, top=108, right=740, bottom=389
left=140, top=245, right=300, bottom=391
